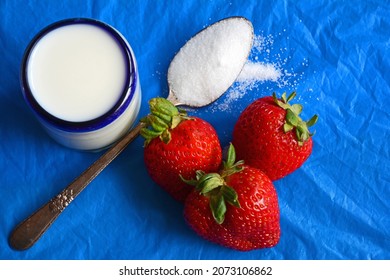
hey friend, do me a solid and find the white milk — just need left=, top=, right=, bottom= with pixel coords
left=27, top=24, right=127, bottom=122
left=22, top=19, right=141, bottom=151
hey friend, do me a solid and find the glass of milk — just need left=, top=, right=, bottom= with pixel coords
left=20, top=18, right=141, bottom=151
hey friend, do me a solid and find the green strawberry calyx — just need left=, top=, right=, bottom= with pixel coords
left=182, top=143, right=243, bottom=224
left=140, top=97, right=191, bottom=146
left=273, top=92, right=318, bottom=146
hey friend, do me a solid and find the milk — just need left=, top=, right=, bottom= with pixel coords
left=27, top=24, right=127, bottom=122
left=21, top=19, right=141, bottom=151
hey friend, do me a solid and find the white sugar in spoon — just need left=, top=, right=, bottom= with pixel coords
left=9, top=16, right=254, bottom=250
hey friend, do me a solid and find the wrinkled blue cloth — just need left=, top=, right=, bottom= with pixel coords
left=0, top=0, right=389, bottom=260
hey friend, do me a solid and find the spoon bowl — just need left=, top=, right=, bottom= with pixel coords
left=9, top=16, right=254, bottom=250
left=167, top=16, right=254, bottom=107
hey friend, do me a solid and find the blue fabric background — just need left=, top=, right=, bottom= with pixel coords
left=0, top=0, right=389, bottom=260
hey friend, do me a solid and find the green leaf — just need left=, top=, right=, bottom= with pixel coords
left=150, top=110, right=172, bottom=124
left=140, top=128, right=162, bottom=146
left=295, top=125, right=309, bottom=144
left=295, top=126, right=303, bottom=139
left=283, top=123, right=294, bottom=133
left=178, top=108, right=187, bottom=114
left=140, top=128, right=161, bottom=138
left=306, top=114, right=318, bottom=127
left=291, top=103, right=303, bottom=115
left=148, top=115, right=168, bottom=132
left=272, top=92, right=278, bottom=101
left=221, top=144, right=244, bottom=178
left=286, top=91, right=296, bottom=102
left=171, top=115, right=182, bottom=129
left=150, top=97, right=179, bottom=116
left=221, top=185, right=241, bottom=208
left=179, top=174, right=198, bottom=186
left=197, top=173, right=223, bottom=194
left=286, top=109, right=300, bottom=126
left=225, top=143, right=236, bottom=168
left=195, top=170, right=206, bottom=180
left=273, top=92, right=289, bottom=109
left=200, top=178, right=223, bottom=194
left=222, top=162, right=244, bottom=178
left=281, top=92, right=287, bottom=103
left=159, top=129, right=171, bottom=144
left=210, top=194, right=226, bottom=225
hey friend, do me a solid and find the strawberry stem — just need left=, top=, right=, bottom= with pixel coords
left=273, top=92, right=318, bottom=146
left=140, top=98, right=191, bottom=146
left=182, top=143, right=242, bottom=224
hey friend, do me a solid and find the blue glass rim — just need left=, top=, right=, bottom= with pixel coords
left=20, top=18, right=137, bottom=132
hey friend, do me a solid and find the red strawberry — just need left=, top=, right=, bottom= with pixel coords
left=183, top=144, right=280, bottom=251
left=232, top=92, right=318, bottom=181
left=140, top=98, right=222, bottom=202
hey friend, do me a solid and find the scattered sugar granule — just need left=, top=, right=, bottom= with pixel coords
left=237, top=62, right=281, bottom=83
left=209, top=30, right=308, bottom=113
left=167, top=17, right=253, bottom=107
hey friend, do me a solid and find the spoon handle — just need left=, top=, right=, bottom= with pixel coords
left=9, top=122, right=145, bottom=250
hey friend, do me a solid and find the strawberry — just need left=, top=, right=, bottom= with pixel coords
left=140, top=98, right=222, bottom=202
left=183, top=144, right=280, bottom=251
left=232, top=92, right=318, bottom=181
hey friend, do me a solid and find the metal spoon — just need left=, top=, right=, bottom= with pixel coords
left=9, top=16, right=253, bottom=250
